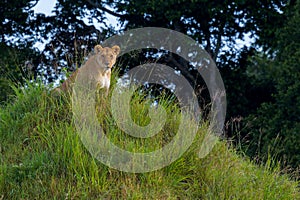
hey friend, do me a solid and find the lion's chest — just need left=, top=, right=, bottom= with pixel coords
left=95, top=71, right=111, bottom=89
left=79, top=60, right=112, bottom=90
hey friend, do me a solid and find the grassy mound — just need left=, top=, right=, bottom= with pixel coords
left=0, top=81, right=299, bottom=199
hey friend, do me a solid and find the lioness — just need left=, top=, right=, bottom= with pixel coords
left=55, top=45, right=120, bottom=96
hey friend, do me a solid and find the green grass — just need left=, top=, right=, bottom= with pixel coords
left=0, top=78, right=299, bottom=199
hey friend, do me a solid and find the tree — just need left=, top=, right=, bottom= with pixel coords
left=88, top=0, right=289, bottom=120
left=0, top=0, right=113, bottom=99
left=29, top=0, right=112, bottom=83
left=0, top=0, right=41, bottom=103
left=0, top=0, right=38, bottom=45
left=243, top=1, right=300, bottom=168
left=98, top=0, right=287, bottom=60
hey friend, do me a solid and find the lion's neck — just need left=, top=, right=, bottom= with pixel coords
left=82, top=55, right=106, bottom=74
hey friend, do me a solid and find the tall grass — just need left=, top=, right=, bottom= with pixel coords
left=0, top=76, right=299, bottom=199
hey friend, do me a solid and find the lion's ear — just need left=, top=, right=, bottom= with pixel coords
left=94, top=45, right=103, bottom=54
left=112, top=45, right=120, bottom=55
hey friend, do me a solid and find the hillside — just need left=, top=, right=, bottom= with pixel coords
left=0, top=81, right=299, bottom=199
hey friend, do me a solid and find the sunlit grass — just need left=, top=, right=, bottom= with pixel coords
left=0, top=75, right=299, bottom=199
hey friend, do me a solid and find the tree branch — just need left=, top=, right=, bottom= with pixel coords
left=164, top=53, right=196, bottom=85
left=25, top=0, right=39, bottom=11
left=85, top=0, right=125, bottom=18
left=213, top=21, right=226, bottom=62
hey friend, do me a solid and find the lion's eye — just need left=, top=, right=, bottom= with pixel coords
left=110, top=55, right=113, bottom=58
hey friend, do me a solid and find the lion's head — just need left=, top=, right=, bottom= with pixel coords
left=94, top=45, right=120, bottom=71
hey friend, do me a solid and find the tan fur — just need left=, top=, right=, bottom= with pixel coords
left=54, top=45, right=120, bottom=96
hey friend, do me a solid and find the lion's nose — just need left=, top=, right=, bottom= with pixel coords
left=105, top=61, right=110, bottom=66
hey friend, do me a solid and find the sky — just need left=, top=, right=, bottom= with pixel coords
left=32, top=0, right=57, bottom=16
